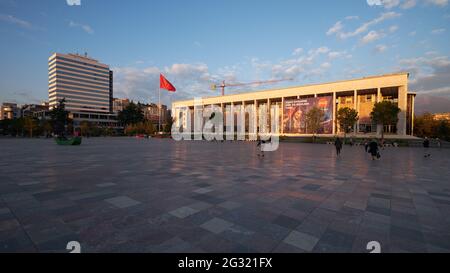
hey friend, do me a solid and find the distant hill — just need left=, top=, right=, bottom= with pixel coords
left=414, top=94, right=450, bottom=115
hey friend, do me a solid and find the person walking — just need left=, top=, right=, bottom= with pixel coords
left=423, top=137, right=431, bottom=158
left=436, top=138, right=441, bottom=149
left=368, top=139, right=380, bottom=160
left=364, top=139, right=369, bottom=153
left=257, top=138, right=265, bottom=157
left=334, top=137, right=343, bottom=156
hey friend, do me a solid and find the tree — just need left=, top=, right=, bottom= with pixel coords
left=80, top=121, right=92, bottom=137
left=118, top=102, right=144, bottom=126
left=435, top=120, right=450, bottom=141
left=49, top=99, right=70, bottom=136
left=23, top=116, right=38, bottom=137
left=306, top=106, right=325, bottom=141
left=370, top=101, right=401, bottom=140
left=164, top=117, right=175, bottom=134
left=337, top=107, right=359, bottom=142
left=41, top=120, right=53, bottom=137
left=11, top=118, right=24, bottom=136
left=414, top=112, right=434, bottom=138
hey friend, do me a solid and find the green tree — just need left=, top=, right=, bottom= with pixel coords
left=370, top=101, right=401, bottom=140
left=118, top=102, right=144, bottom=126
left=23, top=116, right=38, bottom=137
left=414, top=112, right=435, bottom=138
left=11, top=118, right=24, bottom=136
left=337, top=107, right=359, bottom=143
left=164, top=117, right=175, bottom=134
left=306, top=106, right=325, bottom=141
left=79, top=121, right=92, bottom=137
left=41, top=120, right=53, bottom=137
left=49, top=99, right=69, bottom=136
left=435, top=120, right=450, bottom=141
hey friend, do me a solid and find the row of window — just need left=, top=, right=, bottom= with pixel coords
left=49, top=84, right=110, bottom=96
left=50, top=97, right=110, bottom=107
left=49, top=65, right=110, bottom=79
left=49, top=72, right=109, bottom=87
left=49, top=60, right=110, bottom=76
left=49, top=56, right=109, bottom=72
left=49, top=92, right=110, bottom=103
left=72, top=113, right=116, bottom=120
left=49, top=75, right=110, bottom=89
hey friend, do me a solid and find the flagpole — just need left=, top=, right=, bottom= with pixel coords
left=158, top=87, right=161, bottom=133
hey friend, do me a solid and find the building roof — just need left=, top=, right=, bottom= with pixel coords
left=173, top=72, right=410, bottom=106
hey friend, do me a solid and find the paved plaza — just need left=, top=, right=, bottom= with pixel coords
left=0, top=137, right=450, bottom=253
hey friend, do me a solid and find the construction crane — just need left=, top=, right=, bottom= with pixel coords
left=211, top=78, right=294, bottom=96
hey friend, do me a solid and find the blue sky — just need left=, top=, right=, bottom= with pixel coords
left=0, top=0, right=449, bottom=112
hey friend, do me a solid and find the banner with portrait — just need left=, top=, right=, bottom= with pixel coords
left=283, top=96, right=333, bottom=134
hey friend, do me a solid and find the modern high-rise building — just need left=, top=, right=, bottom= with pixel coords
left=48, top=53, right=120, bottom=128
left=48, top=53, right=112, bottom=113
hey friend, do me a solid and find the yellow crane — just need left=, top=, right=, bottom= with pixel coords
left=211, top=78, right=294, bottom=96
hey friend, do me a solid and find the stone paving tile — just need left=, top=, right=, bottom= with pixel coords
left=283, top=230, right=320, bottom=252
left=193, top=188, right=213, bottom=194
left=200, top=217, right=234, bottom=234
left=96, top=183, right=116, bottom=188
left=217, top=201, right=241, bottom=210
left=104, top=196, right=141, bottom=209
left=169, top=206, right=199, bottom=219
left=1, top=138, right=450, bottom=253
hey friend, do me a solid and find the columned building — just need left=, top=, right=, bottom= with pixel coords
left=172, top=73, right=416, bottom=137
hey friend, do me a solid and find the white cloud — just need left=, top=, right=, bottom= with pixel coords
left=270, top=46, right=337, bottom=80
left=425, top=0, right=448, bottom=7
left=327, top=12, right=401, bottom=40
left=360, top=30, right=385, bottom=44
left=389, top=25, right=399, bottom=33
left=321, top=62, right=331, bottom=69
left=69, top=21, right=94, bottom=34
left=401, top=0, right=417, bottom=9
left=66, top=0, right=81, bottom=6
left=327, top=51, right=351, bottom=60
left=397, top=54, right=450, bottom=99
left=113, top=62, right=243, bottom=105
left=0, top=14, right=33, bottom=29
left=431, top=28, right=445, bottom=34
left=409, top=31, right=417, bottom=36
left=374, top=44, right=388, bottom=53
left=367, top=0, right=383, bottom=6
left=292, top=48, right=303, bottom=56
left=326, top=21, right=343, bottom=36
left=345, top=16, right=360, bottom=20
left=367, top=0, right=400, bottom=9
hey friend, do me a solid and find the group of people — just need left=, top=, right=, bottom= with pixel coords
left=334, top=138, right=381, bottom=160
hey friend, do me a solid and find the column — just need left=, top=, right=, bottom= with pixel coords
left=242, top=101, right=246, bottom=137
left=376, top=88, right=383, bottom=136
left=354, top=90, right=358, bottom=134
left=281, top=97, right=285, bottom=135
left=254, top=100, right=258, bottom=139
left=397, top=85, right=407, bottom=135
left=411, top=95, right=415, bottom=136
left=267, top=98, right=270, bottom=133
left=332, top=92, right=336, bottom=135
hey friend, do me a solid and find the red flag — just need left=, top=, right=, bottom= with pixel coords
left=160, top=73, right=176, bottom=92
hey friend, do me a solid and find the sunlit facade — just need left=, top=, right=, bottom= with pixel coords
left=172, top=73, right=416, bottom=137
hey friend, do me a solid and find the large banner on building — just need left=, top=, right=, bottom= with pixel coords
left=283, top=96, right=333, bottom=134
